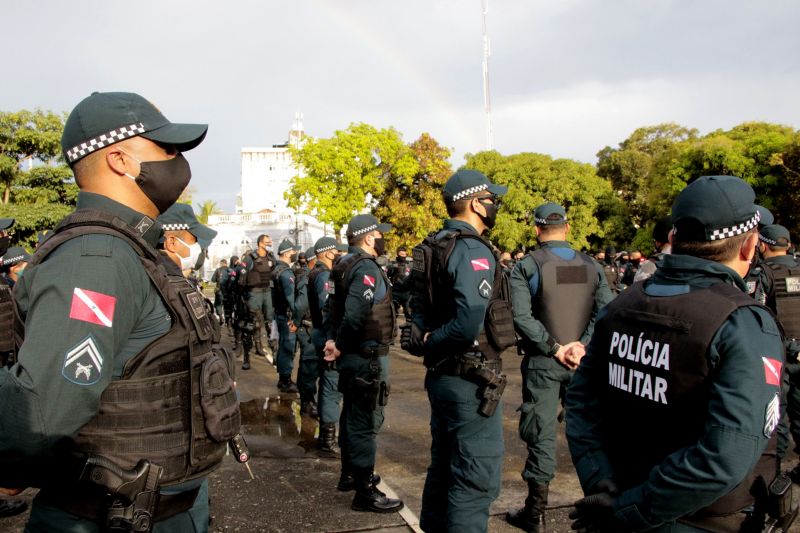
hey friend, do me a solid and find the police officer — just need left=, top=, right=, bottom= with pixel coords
left=634, top=215, right=672, bottom=283
left=506, top=201, right=613, bottom=532
left=389, top=246, right=413, bottom=317
left=748, top=224, right=800, bottom=482
left=407, top=169, right=513, bottom=532
left=273, top=238, right=302, bottom=393
left=0, top=218, right=28, bottom=519
left=323, top=214, right=403, bottom=513
left=598, top=246, right=621, bottom=294
left=241, top=234, right=277, bottom=357
left=308, top=237, right=347, bottom=456
left=0, top=92, right=240, bottom=531
left=1, top=246, right=31, bottom=288
left=230, top=255, right=258, bottom=367
left=294, top=245, right=320, bottom=416
left=211, top=259, right=229, bottom=324
left=566, top=175, right=786, bottom=532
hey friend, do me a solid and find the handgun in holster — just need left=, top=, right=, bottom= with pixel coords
left=762, top=472, right=798, bottom=532
left=80, top=455, right=163, bottom=533
left=354, top=376, right=381, bottom=409
left=477, top=371, right=507, bottom=418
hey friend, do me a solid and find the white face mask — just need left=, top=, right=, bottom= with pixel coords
left=175, top=237, right=202, bottom=271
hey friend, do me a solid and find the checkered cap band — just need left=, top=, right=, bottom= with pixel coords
left=65, top=123, right=147, bottom=162
left=451, top=184, right=489, bottom=201
left=535, top=215, right=567, bottom=225
left=1, top=255, right=24, bottom=266
left=351, top=224, right=378, bottom=236
left=315, top=244, right=336, bottom=253
left=759, top=234, right=777, bottom=246
left=708, top=211, right=760, bottom=241
left=162, top=223, right=190, bottom=231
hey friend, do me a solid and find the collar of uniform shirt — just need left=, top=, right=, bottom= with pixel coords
left=76, top=191, right=163, bottom=248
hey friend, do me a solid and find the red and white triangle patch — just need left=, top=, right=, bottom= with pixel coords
left=471, top=258, right=490, bottom=271
left=69, top=288, right=116, bottom=328
left=762, top=357, right=782, bottom=386
left=363, top=274, right=376, bottom=287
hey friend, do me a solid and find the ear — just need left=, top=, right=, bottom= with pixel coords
left=163, top=234, right=180, bottom=254
left=741, top=232, right=759, bottom=262
left=565, top=223, right=571, bottom=235
left=106, top=147, right=134, bottom=176
left=535, top=226, right=542, bottom=238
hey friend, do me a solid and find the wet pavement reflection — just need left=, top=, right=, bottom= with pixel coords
left=239, top=397, right=320, bottom=456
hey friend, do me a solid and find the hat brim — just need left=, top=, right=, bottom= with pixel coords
left=0, top=218, right=14, bottom=230
left=192, top=224, right=217, bottom=249
left=756, top=205, right=774, bottom=226
left=488, top=184, right=508, bottom=196
left=377, top=222, right=392, bottom=233
left=142, top=122, right=208, bottom=152
left=279, top=245, right=302, bottom=255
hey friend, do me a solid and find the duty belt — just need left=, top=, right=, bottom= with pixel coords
left=431, top=352, right=502, bottom=376
left=361, top=344, right=390, bottom=358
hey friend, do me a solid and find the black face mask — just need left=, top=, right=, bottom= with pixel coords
left=0, top=236, right=10, bottom=257
left=373, top=237, right=386, bottom=257
left=396, top=256, right=406, bottom=263
left=127, top=153, right=192, bottom=214
left=630, top=259, right=640, bottom=267
left=289, top=253, right=298, bottom=263
left=478, top=199, right=498, bottom=230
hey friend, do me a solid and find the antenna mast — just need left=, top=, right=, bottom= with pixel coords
left=482, top=0, right=494, bottom=151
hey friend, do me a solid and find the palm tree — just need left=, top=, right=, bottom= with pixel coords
left=196, top=200, right=223, bottom=224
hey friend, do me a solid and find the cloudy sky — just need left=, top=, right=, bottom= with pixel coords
left=6, top=0, right=799, bottom=212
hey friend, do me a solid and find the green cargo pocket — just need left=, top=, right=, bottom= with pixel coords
left=517, top=402, right=540, bottom=443
left=454, top=438, right=503, bottom=494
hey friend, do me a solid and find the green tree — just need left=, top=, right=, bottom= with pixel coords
left=0, top=109, right=65, bottom=204
left=0, top=109, right=75, bottom=248
left=373, top=133, right=451, bottom=251
left=195, top=200, right=222, bottom=224
left=287, top=123, right=418, bottom=233
left=464, top=151, right=611, bottom=252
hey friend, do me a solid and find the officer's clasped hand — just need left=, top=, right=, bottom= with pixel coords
left=400, top=322, right=426, bottom=356
left=569, top=490, right=617, bottom=533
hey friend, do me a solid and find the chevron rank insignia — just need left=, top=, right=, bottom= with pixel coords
left=363, top=288, right=374, bottom=302
left=478, top=279, right=492, bottom=299
left=62, top=335, right=103, bottom=386
left=765, top=393, right=780, bottom=437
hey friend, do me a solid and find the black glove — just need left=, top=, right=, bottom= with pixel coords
left=569, top=491, right=616, bottom=533
left=400, top=322, right=426, bottom=356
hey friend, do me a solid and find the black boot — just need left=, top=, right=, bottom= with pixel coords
left=350, top=469, right=403, bottom=513
left=317, top=423, right=340, bottom=458
left=301, top=399, right=319, bottom=418
left=277, top=375, right=299, bottom=393
left=241, top=352, right=250, bottom=370
left=0, top=499, right=27, bottom=518
left=337, top=470, right=381, bottom=492
left=506, top=481, right=548, bottom=532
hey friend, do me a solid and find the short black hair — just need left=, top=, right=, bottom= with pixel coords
left=672, top=229, right=754, bottom=262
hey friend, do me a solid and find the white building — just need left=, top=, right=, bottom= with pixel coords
left=202, top=114, right=332, bottom=279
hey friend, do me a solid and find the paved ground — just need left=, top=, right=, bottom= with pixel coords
left=4, top=320, right=800, bottom=532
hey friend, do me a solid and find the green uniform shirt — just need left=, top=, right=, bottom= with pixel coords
left=511, top=240, right=612, bottom=356
left=0, top=192, right=170, bottom=471
left=332, top=247, right=388, bottom=353
left=275, top=259, right=298, bottom=325
left=415, top=219, right=496, bottom=355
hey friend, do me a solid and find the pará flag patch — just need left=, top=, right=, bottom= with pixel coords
left=471, top=258, right=490, bottom=271
left=363, top=274, right=376, bottom=287
left=69, top=288, right=117, bottom=327
left=763, top=357, right=782, bottom=386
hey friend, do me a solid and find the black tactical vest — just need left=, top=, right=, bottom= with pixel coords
left=0, top=277, right=15, bottom=358
left=602, top=262, right=620, bottom=293
left=244, top=251, right=274, bottom=288
left=307, top=264, right=329, bottom=329
left=24, top=209, right=241, bottom=487
left=329, top=253, right=396, bottom=346
left=294, top=266, right=311, bottom=320
left=529, top=248, right=598, bottom=347
left=271, top=262, right=292, bottom=316
left=765, top=261, right=800, bottom=340
left=411, top=229, right=515, bottom=361
left=595, top=282, right=778, bottom=524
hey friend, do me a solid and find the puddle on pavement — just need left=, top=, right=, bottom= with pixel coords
left=239, top=397, right=319, bottom=453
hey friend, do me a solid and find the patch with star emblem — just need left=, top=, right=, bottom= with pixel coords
left=478, top=279, right=492, bottom=298
left=62, top=335, right=103, bottom=386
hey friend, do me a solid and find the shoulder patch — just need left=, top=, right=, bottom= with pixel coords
left=478, top=279, right=492, bottom=298
left=765, top=393, right=780, bottom=437
left=62, top=335, right=103, bottom=386
left=471, top=258, right=490, bottom=271
left=763, top=357, right=782, bottom=386
left=69, top=287, right=117, bottom=327
left=363, top=274, right=376, bottom=287
left=363, top=288, right=374, bottom=302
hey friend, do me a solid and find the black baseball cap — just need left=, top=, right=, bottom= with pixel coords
left=534, top=202, right=567, bottom=226
left=157, top=203, right=217, bottom=249
left=62, top=92, right=208, bottom=165
left=672, top=175, right=767, bottom=242
left=1, top=246, right=31, bottom=268
left=346, top=214, right=391, bottom=238
left=760, top=224, right=791, bottom=248
left=314, top=236, right=348, bottom=255
left=443, top=169, right=507, bottom=203
left=277, top=238, right=301, bottom=255
left=0, top=218, right=14, bottom=231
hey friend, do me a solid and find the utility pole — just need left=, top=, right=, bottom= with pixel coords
left=482, top=0, right=494, bottom=151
